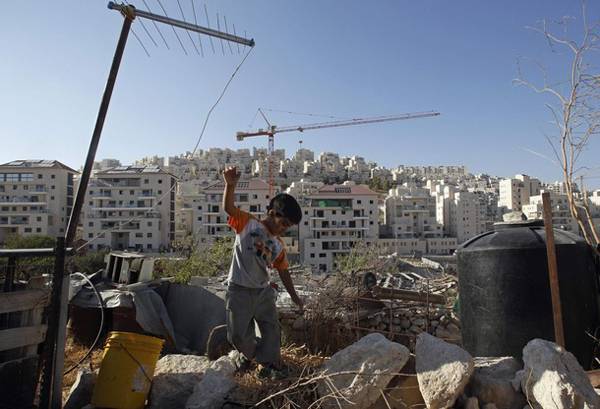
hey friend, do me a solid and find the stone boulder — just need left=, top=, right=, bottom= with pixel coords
left=520, top=339, right=600, bottom=409
left=466, top=357, right=526, bottom=409
left=319, top=333, right=410, bottom=409
left=148, top=354, right=211, bottom=409
left=186, top=352, right=237, bottom=409
left=64, top=368, right=97, bottom=409
left=416, top=332, right=474, bottom=409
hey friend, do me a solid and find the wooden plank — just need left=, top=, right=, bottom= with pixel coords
left=542, top=192, right=565, bottom=347
left=0, top=325, right=47, bottom=352
left=0, top=289, right=50, bottom=314
left=372, top=286, right=446, bottom=305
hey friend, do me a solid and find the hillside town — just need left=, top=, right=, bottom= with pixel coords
left=1, top=151, right=599, bottom=273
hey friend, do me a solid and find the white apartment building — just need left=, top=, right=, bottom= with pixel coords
left=435, top=185, right=487, bottom=243
left=81, top=165, right=176, bottom=251
left=384, top=183, right=443, bottom=240
left=522, top=192, right=579, bottom=232
left=345, top=156, right=371, bottom=184
left=498, top=174, right=541, bottom=211
left=0, top=160, right=76, bottom=242
left=298, top=182, right=379, bottom=273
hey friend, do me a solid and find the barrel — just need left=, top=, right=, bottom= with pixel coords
left=92, top=331, right=164, bottom=409
left=456, top=220, right=599, bottom=368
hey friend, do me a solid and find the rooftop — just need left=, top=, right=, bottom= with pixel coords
left=0, top=159, right=78, bottom=173
left=203, top=178, right=270, bottom=192
left=97, top=165, right=174, bottom=176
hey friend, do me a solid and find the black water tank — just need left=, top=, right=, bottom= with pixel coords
left=456, top=220, right=599, bottom=368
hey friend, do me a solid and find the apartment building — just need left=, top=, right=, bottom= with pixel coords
left=0, top=160, right=76, bottom=242
left=384, top=183, right=443, bottom=240
left=81, top=165, right=176, bottom=251
left=522, top=192, right=579, bottom=232
left=435, top=185, right=487, bottom=243
left=297, top=182, right=379, bottom=273
left=498, top=174, right=541, bottom=211
left=188, top=178, right=273, bottom=242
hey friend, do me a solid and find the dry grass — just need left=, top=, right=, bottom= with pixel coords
left=61, top=336, right=104, bottom=401
left=227, top=344, right=327, bottom=408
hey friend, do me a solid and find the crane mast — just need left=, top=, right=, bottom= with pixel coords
left=236, top=110, right=440, bottom=195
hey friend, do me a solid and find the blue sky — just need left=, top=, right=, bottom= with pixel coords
left=1, top=1, right=599, bottom=186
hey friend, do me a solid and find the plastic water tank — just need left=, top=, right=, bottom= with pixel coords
left=456, top=220, right=599, bottom=368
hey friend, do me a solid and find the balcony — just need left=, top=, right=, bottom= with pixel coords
left=0, top=197, right=47, bottom=205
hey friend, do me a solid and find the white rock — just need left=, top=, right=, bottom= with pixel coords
left=466, top=357, right=526, bottom=409
left=319, top=333, right=410, bottom=409
left=64, top=368, right=97, bottom=409
left=520, top=338, right=600, bottom=409
left=148, top=355, right=211, bottom=409
left=185, top=352, right=237, bottom=409
left=416, top=332, right=474, bottom=409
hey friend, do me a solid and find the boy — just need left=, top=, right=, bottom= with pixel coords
left=222, top=166, right=304, bottom=378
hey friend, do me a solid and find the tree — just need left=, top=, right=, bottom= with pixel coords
left=515, top=3, right=600, bottom=250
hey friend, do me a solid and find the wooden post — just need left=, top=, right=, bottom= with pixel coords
left=541, top=192, right=565, bottom=347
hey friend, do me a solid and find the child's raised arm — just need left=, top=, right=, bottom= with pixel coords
left=222, top=166, right=241, bottom=216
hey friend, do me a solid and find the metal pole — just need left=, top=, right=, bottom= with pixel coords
left=108, top=2, right=255, bottom=47
left=542, top=192, right=565, bottom=347
left=65, top=10, right=134, bottom=246
left=38, top=237, right=66, bottom=409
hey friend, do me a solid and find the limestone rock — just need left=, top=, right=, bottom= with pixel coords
left=520, top=338, right=600, bottom=409
left=416, top=332, right=474, bottom=409
left=186, top=352, right=237, bottom=409
left=148, top=355, right=211, bottom=409
left=466, top=357, right=526, bottom=409
left=64, top=368, right=97, bottom=409
left=319, top=333, right=410, bottom=409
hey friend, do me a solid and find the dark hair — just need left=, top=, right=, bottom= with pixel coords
left=267, top=193, right=302, bottom=225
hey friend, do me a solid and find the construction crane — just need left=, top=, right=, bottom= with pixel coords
left=236, top=109, right=441, bottom=195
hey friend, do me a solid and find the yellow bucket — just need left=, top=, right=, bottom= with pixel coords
left=91, top=331, right=164, bottom=409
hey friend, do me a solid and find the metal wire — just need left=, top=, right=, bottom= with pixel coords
left=156, top=0, right=188, bottom=55
left=130, top=26, right=151, bottom=57
left=224, top=16, right=234, bottom=55
left=142, top=0, right=170, bottom=49
left=233, top=23, right=240, bottom=54
left=78, top=46, right=256, bottom=251
left=205, top=4, right=216, bottom=54
left=216, top=13, right=226, bottom=55
left=191, top=0, right=205, bottom=57
left=176, top=0, right=201, bottom=55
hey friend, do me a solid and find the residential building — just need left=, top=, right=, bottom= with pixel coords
left=384, top=183, right=443, bottom=240
left=297, top=182, right=379, bottom=273
left=435, top=185, right=487, bottom=243
left=522, top=192, right=579, bottom=232
left=81, top=165, right=176, bottom=251
left=0, top=160, right=76, bottom=242
left=498, top=174, right=541, bottom=211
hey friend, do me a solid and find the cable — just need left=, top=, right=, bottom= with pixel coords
left=204, top=4, right=216, bottom=54
left=63, top=271, right=105, bottom=376
left=77, top=45, right=255, bottom=252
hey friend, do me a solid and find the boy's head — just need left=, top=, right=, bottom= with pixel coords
left=265, top=193, right=302, bottom=235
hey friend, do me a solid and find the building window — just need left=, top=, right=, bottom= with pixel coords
left=310, top=253, right=315, bottom=258
left=319, top=253, right=326, bottom=258
left=36, top=228, right=41, bottom=232
left=51, top=186, right=55, bottom=190
left=24, top=228, right=32, bottom=233
left=38, top=174, right=42, bottom=179
left=88, top=233, right=93, bottom=238
left=147, top=244, right=152, bottom=249
left=144, top=179, right=149, bottom=184
left=88, top=222, right=93, bottom=227
left=158, top=179, right=163, bottom=184
left=37, top=217, right=42, bottom=222
left=147, top=233, right=152, bottom=238
left=51, top=174, right=55, bottom=179
left=357, top=200, right=362, bottom=204
left=148, top=221, right=152, bottom=227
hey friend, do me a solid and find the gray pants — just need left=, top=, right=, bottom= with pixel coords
left=226, top=283, right=280, bottom=366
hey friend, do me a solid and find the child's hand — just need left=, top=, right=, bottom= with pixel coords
left=223, top=166, right=240, bottom=185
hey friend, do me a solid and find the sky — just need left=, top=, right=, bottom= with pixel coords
left=1, top=1, right=599, bottom=187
